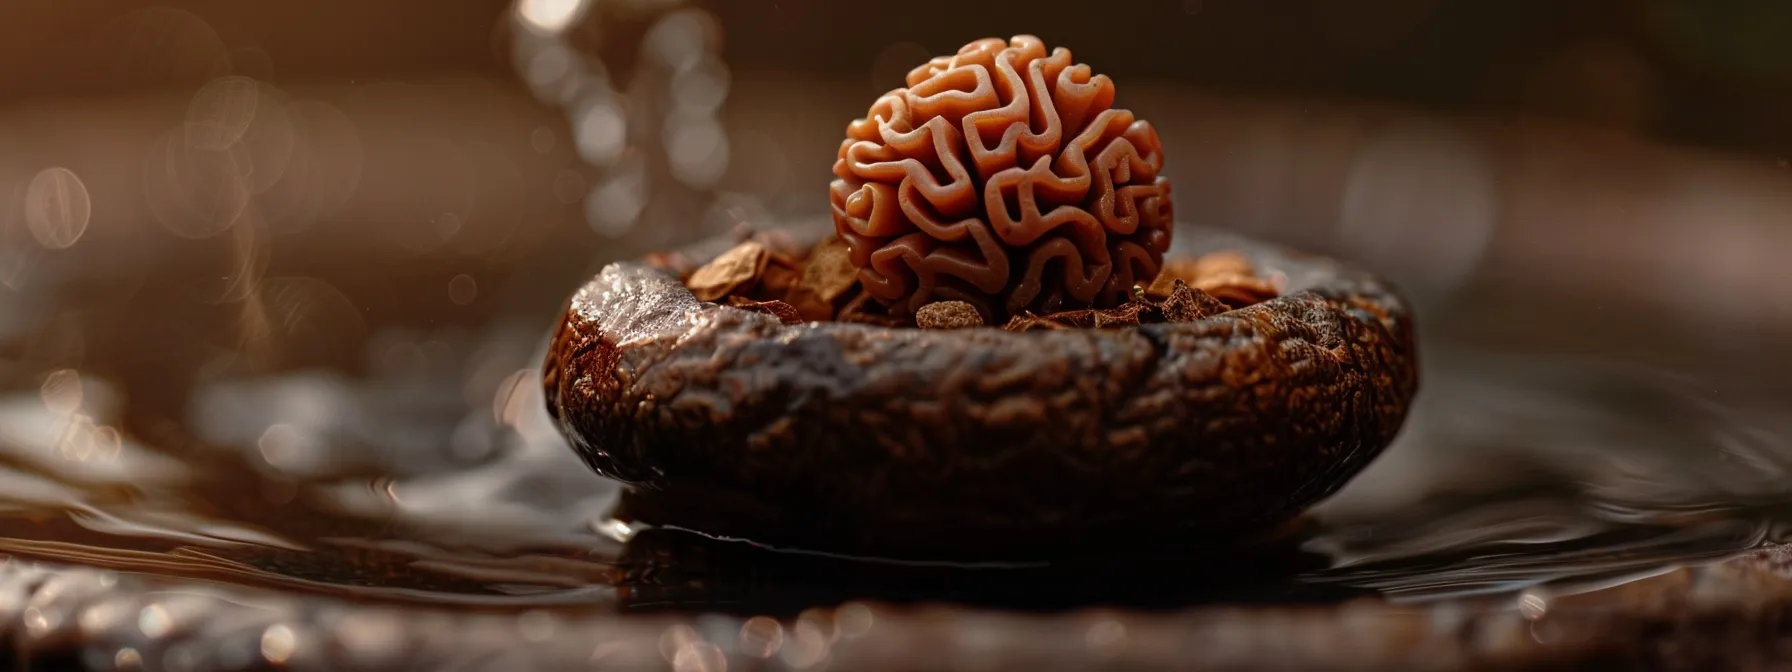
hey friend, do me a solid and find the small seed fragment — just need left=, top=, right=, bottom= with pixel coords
left=787, top=237, right=861, bottom=321
left=916, top=301, right=984, bottom=330
left=1148, top=250, right=1279, bottom=308
left=687, top=241, right=770, bottom=301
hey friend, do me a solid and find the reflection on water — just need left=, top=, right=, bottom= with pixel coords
left=1306, top=347, right=1792, bottom=602
left=0, top=314, right=1785, bottom=621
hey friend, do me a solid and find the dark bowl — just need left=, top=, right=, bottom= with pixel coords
left=543, top=223, right=1418, bottom=561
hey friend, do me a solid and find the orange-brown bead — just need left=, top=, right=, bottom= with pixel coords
left=829, top=35, right=1174, bottom=319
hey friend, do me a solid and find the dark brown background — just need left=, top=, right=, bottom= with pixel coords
left=2, top=0, right=1790, bottom=390
left=6, top=0, right=1792, bottom=155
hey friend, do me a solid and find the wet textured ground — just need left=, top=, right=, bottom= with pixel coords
left=2, top=219, right=1792, bottom=670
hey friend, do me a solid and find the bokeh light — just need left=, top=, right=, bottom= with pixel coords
left=1337, top=123, right=1496, bottom=297
left=517, top=0, right=589, bottom=35
left=23, top=167, right=91, bottom=250
left=573, top=101, right=627, bottom=168
left=185, top=77, right=261, bottom=151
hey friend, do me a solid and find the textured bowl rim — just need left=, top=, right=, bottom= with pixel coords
left=543, top=221, right=1419, bottom=560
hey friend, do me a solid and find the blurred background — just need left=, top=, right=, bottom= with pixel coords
left=1, top=0, right=1792, bottom=609
left=0, top=1, right=1791, bottom=667
left=3, top=0, right=1790, bottom=379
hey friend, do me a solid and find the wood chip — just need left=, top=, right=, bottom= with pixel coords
left=799, top=238, right=859, bottom=303
left=1192, top=251, right=1256, bottom=277
left=1147, top=251, right=1280, bottom=308
left=687, top=241, right=769, bottom=302
left=726, top=297, right=804, bottom=324
left=916, top=301, right=984, bottom=329
left=1201, top=277, right=1281, bottom=309
left=785, top=237, right=861, bottom=321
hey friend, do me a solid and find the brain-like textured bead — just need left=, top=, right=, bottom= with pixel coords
left=829, top=35, right=1174, bottom=319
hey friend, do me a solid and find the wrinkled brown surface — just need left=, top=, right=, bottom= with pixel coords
left=829, top=35, right=1174, bottom=319
left=543, top=224, right=1417, bottom=560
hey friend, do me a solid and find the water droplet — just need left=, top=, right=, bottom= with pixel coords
left=779, top=620, right=829, bottom=669
left=835, top=603, right=874, bottom=639
left=671, top=56, right=730, bottom=114
left=643, top=10, right=717, bottom=72
left=531, top=127, right=557, bottom=154
left=435, top=212, right=464, bottom=242
left=664, top=117, right=729, bottom=188
left=448, top=274, right=478, bottom=305
left=260, top=624, right=296, bottom=663
left=586, top=160, right=648, bottom=237
left=186, top=76, right=261, bottom=151
left=24, top=167, right=92, bottom=250
left=144, top=128, right=252, bottom=239
left=78, top=599, right=129, bottom=635
left=1518, top=589, right=1550, bottom=620
left=738, top=616, right=783, bottom=658
left=517, top=0, right=588, bottom=34
left=21, top=606, right=51, bottom=637
left=592, top=517, right=637, bottom=543
left=89, top=425, right=122, bottom=462
left=138, top=604, right=172, bottom=638
left=659, top=624, right=701, bottom=662
left=257, top=424, right=318, bottom=474
left=575, top=101, right=627, bottom=168
left=39, top=369, right=83, bottom=415
left=527, top=45, right=574, bottom=90
left=672, top=641, right=727, bottom=672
